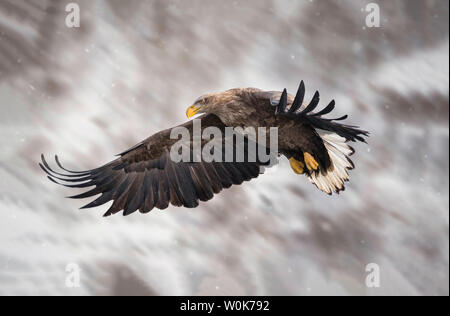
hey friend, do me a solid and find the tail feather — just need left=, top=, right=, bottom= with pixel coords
left=307, top=130, right=357, bottom=194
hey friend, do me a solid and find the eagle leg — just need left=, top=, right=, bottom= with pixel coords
left=304, top=152, right=319, bottom=171
left=289, top=157, right=305, bottom=174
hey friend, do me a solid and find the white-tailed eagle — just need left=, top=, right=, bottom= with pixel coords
left=40, top=81, right=368, bottom=216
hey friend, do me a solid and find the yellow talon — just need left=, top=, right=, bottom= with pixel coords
left=304, top=152, right=319, bottom=171
left=289, top=157, right=305, bottom=174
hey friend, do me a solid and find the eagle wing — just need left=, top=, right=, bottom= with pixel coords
left=258, top=82, right=369, bottom=194
left=40, top=114, right=265, bottom=217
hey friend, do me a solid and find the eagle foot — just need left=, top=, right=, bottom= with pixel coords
left=304, top=152, right=319, bottom=171
left=289, top=157, right=305, bottom=174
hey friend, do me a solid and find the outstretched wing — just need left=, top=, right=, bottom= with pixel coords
left=269, top=82, right=369, bottom=142
left=40, top=114, right=266, bottom=217
left=259, top=81, right=369, bottom=195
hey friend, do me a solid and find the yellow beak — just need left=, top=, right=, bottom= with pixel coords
left=186, top=105, right=201, bottom=118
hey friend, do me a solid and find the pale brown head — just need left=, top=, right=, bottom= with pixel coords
left=185, top=93, right=216, bottom=118
left=185, top=89, right=249, bottom=120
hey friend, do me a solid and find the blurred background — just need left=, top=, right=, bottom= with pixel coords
left=0, top=0, right=448, bottom=296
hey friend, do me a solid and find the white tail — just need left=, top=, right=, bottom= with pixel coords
left=308, top=130, right=355, bottom=194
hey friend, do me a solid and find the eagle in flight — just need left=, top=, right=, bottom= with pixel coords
left=40, top=81, right=368, bottom=217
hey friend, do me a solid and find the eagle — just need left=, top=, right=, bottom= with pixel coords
left=40, top=81, right=368, bottom=217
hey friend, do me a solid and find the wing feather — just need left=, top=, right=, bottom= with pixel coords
left=41, top=114, right=266, bottom=216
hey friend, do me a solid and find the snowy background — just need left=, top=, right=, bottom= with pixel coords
left=0, top=0, right=448, bottom=296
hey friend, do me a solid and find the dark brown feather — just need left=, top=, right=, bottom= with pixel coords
left=41, top=113, right=265, bottom=216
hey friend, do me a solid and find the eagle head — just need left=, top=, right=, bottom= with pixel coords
left=186, top=93, right=216, bottom=118
left=186, top=89, right=245, bottom=120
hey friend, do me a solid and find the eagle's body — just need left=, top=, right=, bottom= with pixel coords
left=41, top=82, right=368, bottom=217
